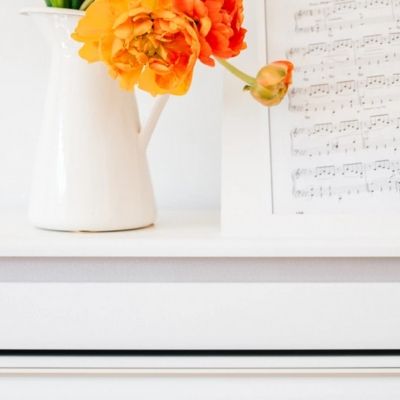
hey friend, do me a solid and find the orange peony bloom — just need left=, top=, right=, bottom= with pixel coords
left=246, top=61, right=294, bottom=107
left=172, top=0, right=247, bottom=66
left=72, top=0, right=200, bottom=95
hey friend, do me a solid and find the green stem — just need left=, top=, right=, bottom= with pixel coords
left=80, top=0, right=95, bottom=10
left=216, top=58, right=256, bottom=86
left=50, top=0, right=64, bottom=7
left=71, top=0, right=84, bottom=9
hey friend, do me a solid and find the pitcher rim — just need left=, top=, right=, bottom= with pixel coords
left=20, top=7, right=84, bottom=17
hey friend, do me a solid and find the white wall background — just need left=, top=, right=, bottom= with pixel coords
left=0, top=0, right=222, bottom=210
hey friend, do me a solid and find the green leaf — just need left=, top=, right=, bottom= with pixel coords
left=44, top=0, right=52, bottom=6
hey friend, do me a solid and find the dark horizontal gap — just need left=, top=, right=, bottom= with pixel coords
left=1, top=350, right=400, bottom=357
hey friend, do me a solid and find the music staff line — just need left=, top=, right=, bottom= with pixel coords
left=295, top=51, right=400, bottom=75
left=292, top=136, right=400, bottom=157
left=290, top=115, right=400, bottom=156
left=290, top=98, right=397, bottom=114
left=292, top=135, right=400, bottom=158
left=297, top=15, right=400, bottom=34
left=289, top=74, right=400, bottom=113
left=288, top=33, right=400, bottom=78
left=291, top=74, right=400, bottom=97
left=292, top=115, right=400, bottom=138
left=288, top=33, right=400, bottom=58
left=293, top=179, right=400, bottom=199
left=295, top=0, right=400, bottom=33
left=292, top=159, right=400, bottom=199
left=295, top=0, right=397, bottom=20
left=293, top=159, right=400, bottom=180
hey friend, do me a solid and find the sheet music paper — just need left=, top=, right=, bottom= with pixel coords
left=266, top=0, right=400, bottom=214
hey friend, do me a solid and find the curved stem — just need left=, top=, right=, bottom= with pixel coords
left=80, top=0, right=94, bottom=10
left=216, top=58, right=256, bottom=86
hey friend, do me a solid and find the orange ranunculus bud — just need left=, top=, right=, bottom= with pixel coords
left=246, top=61, right=294, bottom=107
left=172, top=0, right=247, bottom=66
left=72, top=0, right=200, bottom=96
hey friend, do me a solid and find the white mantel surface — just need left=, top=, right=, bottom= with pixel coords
left=2, top=208, right=400, bottom=258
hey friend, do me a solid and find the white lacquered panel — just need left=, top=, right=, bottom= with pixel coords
left=1, top=283, right=400, bottom=350
left=2, top=257, right=400, bottom=283
left=0, top=366, right=400, bottom=400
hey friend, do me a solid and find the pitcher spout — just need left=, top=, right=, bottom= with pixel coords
left=21, top=7, right=84, bottom=48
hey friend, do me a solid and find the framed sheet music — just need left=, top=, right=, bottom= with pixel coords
left=221, top=0, right=400, bottom=238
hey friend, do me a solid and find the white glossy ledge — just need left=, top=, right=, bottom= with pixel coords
left=2, top=208, right=400, bottom=258
left=2, top=355, right=400, bottom=369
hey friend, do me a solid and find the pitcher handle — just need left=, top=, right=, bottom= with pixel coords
left=139, top=95, right=170, bottom=150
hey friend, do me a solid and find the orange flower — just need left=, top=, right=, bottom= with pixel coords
left=246, top=61, right=294, bottom=107
left=172, top=0, right=246, bottom=66
left=72, top=0, right=201, bottom=95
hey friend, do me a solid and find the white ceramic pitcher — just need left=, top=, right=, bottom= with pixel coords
left=22, top=8, right=169, bottom=232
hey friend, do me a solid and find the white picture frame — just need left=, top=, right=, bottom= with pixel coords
left=221, top=0, right=400, bottom=240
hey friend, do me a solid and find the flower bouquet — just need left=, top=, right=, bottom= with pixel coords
left=24, top=0, right=293, bottom=232
left=46, top=0, right=293, bottom=104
